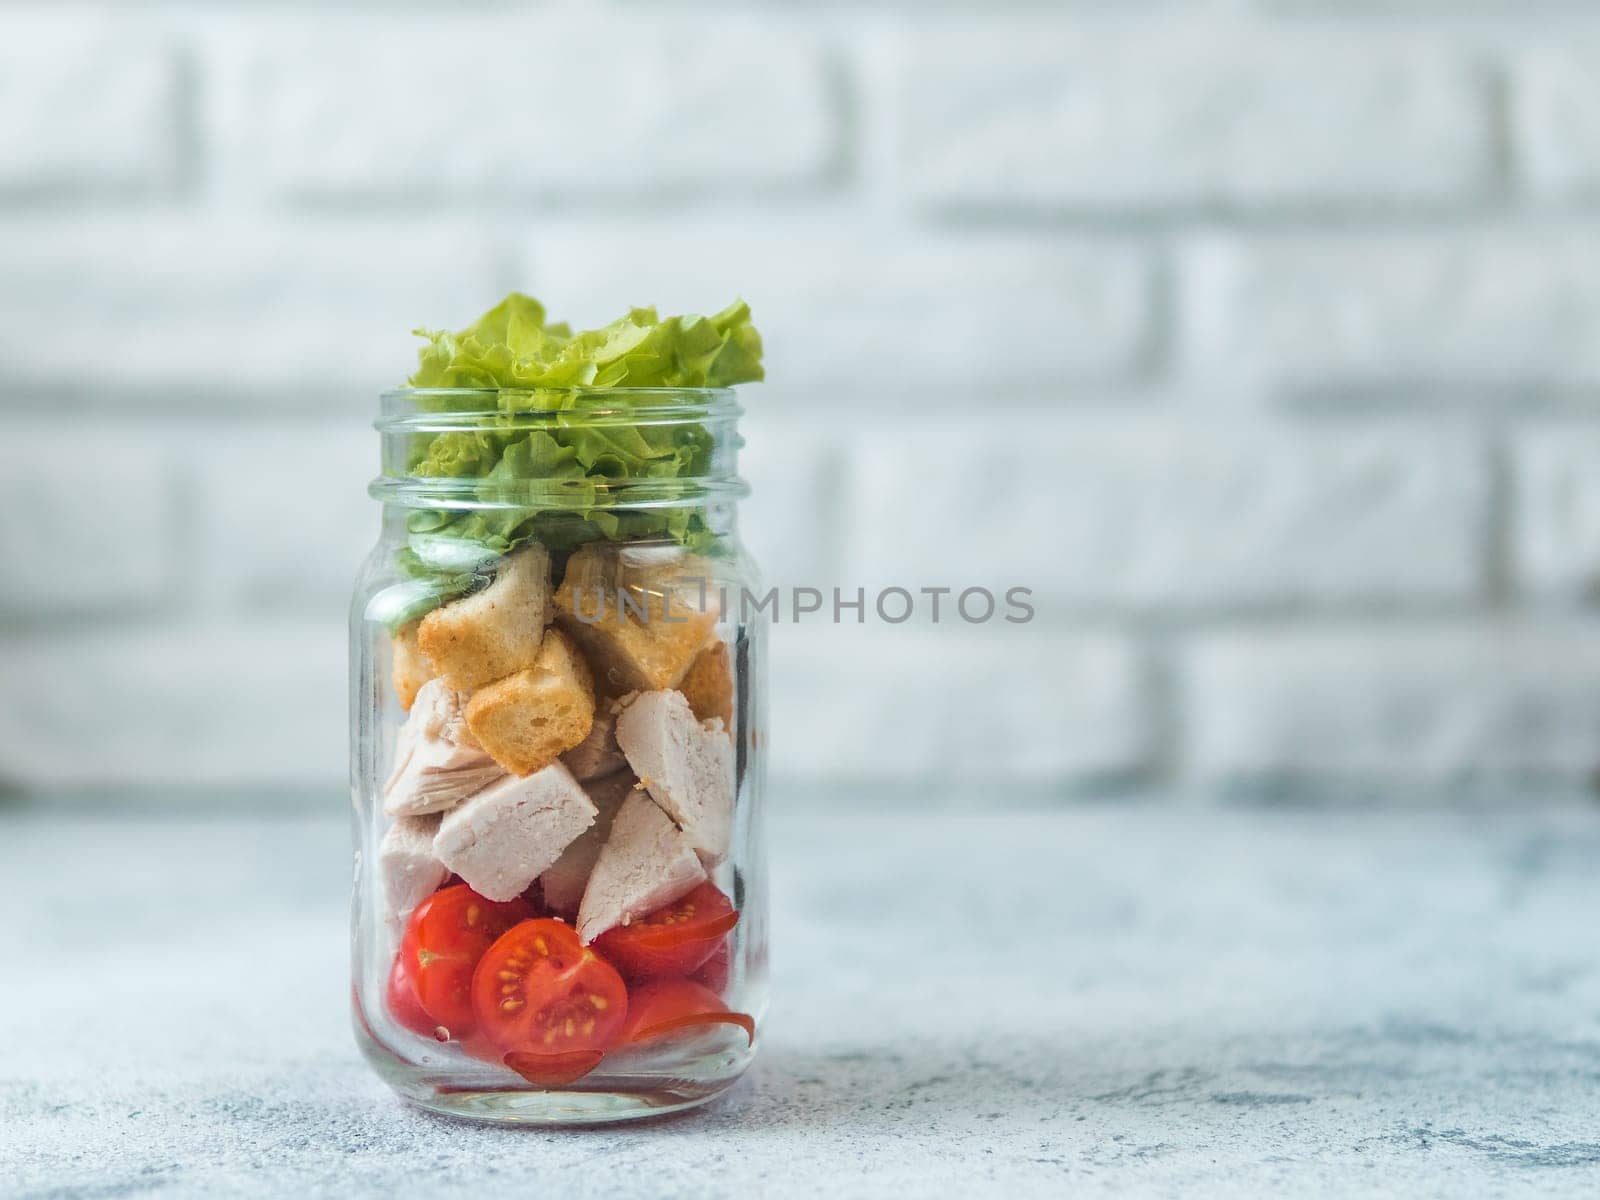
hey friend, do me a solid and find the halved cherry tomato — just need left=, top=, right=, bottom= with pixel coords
left=471, top=918, right=628, bottom=1081
left=593, top=882, right=739, bottom=981
left=503, top=1049, right=607, bottom=1086
left=691, top=941, right=732, bottom=994
left=386, top=955, right=441, bottom=1039
left=620, top=979, right=755, bottom=1047
left=400, top=885, right=531, bottom=1035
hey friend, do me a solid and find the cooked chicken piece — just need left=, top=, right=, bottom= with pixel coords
left=380, top=814, right=447, bottom=936
left=553, top=543, right=719, bottom=694
left=538, top=772, right=635, bottom=919
left=615, top=689, right=735, bottom=866
left=678, top=640, right=734, bottom=728
left=384, top=679, right=505, bottom=817
left=465, top=628, right=595, bottom=776
left=391, top=622, right=435, bottom=711
left=560, top=704, right=628, bottom=783
left=417, top=544, right=553, bottom=692
left=576, top=788, right=706, bottom=944
left=432, top=763, right=597, bottom=902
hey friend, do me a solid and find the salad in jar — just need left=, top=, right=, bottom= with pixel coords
left=351, top=294, right=769, bottom=1122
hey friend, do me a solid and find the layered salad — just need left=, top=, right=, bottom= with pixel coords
left=368, top=295, right=762, bottom=1086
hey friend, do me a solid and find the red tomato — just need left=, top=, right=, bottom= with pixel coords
left=593, top=883, right=739, bottom=981
left=691, top=941, right=732, bottom=994
left=620, top=979, right=755, bottom=1047
left=471, top=918, right=629, bottom=1082
left=386, top=955, right=441, bottom=1040
left=503, top=1049, right=607, bottom=1086
left=400, top=885, right=530, bottom=1035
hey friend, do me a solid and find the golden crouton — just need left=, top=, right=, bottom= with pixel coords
left=391, top=622, right=435, bottom=711
left=466, top=628, right=596, bottom=776
left=553, top=544, right=719, bottom=695
left=678, top=641, right=734, bottom=728
left=417, top=545, right=552, bottom=692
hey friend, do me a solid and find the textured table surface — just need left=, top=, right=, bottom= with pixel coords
left=5, top=803, right=1600, bottom=1199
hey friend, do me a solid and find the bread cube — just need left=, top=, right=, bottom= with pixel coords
left=615, top=689, right=735, bottom=866
left=465, top=628, right=596, bottom=776
left=538, top=772, right=635, bottom=919
left=391, top=622, right=435, bottom=711
left=559, top=704, right=628, bottom=783
left=553, top=544, right=719, bottom=695
left=380, top=814, right=447, bottom=935
left=576, top=789, right=706, bottom=944
left=417, top=544, right=553, bottom=692
left=432, top=763, right=597, bottom=902
left=679, top=641, right=734, bottom=728
left=384, top=679, right=506, bottom=817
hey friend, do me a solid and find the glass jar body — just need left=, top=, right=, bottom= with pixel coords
left=349, top=394, right=767, bottom=1124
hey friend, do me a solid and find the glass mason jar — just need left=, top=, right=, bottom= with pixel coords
left=349, top=387, right=767, bottom=1124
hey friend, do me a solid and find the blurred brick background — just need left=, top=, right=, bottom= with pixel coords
left=6, top=3, right=1600, bottom=804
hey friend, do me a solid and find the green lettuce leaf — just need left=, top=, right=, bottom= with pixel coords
left=383, top=294, right=761, bottom=628
left=408, top=293, right=764, bottom=391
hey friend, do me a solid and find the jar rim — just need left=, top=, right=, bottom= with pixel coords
left=380, top=385, right=739, bottom=417
left=371, top=385, right=747, bottom=510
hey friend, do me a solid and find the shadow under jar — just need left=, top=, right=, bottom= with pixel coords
left=350, top=387, right=768, bottom=1125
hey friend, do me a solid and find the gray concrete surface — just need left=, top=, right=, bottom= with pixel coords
left=5, top=804, right=1600, bottom=1198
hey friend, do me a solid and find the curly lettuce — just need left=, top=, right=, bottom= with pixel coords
left=408, top=293, right=763, bottom=391
left=374, top=294, right=762, bottom=630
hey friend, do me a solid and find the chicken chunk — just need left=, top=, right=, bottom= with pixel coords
left=576, top=789, right=706, bottom=944
left=417, top=544, right=553, bottom=692
left=559, top=704, right=628, bottom=783
left=432, top=763, right=597, bottom=902
left=615, top=689, right=735, bottom=866
left=384, top=679, right=505, bottom=817
left=538, top=771, right=635, bottom=919
left=379, top=814, right=447, bottom=936
left=465, top=628, right=596, bottom=776
left=553, top=544, right=719, bottom=695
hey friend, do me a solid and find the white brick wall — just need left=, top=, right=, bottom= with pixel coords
left=735, top=413, right=843, bottom=588
left=1181, top=625, right=1600, bottom=785
left=210, top=18, right=842, bottom=201
left=2, top=3, right=1598, bottom=804
left=0, top=625, right=347, bottom=789
left=1511, top=49, right=1600, bottom=202
left=840, top=418, right=1488, bottom=610
left=1511, top=427, right=1600, bottom=605
left=902, top=32, right=1494, bottom=212
left=191, top=426, right=378, bottom=611
left=1182, top=235, right=1600, bottom=395
left=0, top=218, right=504, bottom=404
left=0, top=424, right=181, bottom=617
left=769, top=624, right=1149, bottom=790
left=0, top=22, right=183, bottom=196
